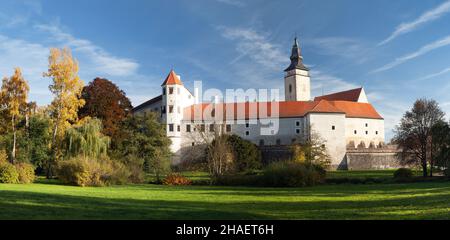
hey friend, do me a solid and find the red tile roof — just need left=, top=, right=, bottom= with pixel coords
left=328, top=101, right=383, bottom=119
left=314, top=88, right=362, bottom=102
left=184, top=100, right=383, bottom=121
left=161, top=70, right=183, bottom=86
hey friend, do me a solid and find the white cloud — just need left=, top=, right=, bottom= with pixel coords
left=218, top=26, right=287, bottom=70
left=35, top=24, right=139, bottom=77
left=418, top=66, right=450, bottom=80
left=371, top=35, right=450, bottom=73
left=215, top=0, right=245, bottom=7
left=307, top=37, right=370, bottom=64
left=379, top=0, right=450, bottom=46
left=310, top=70, right=358, bottom=96
left=0, top=34, right=52, bottom=104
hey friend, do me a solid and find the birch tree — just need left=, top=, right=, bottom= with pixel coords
left=44, top=48, right=85, bottom=177
left=0, top=68, right=29, bottom=163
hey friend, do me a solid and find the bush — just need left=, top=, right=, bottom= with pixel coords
left=15, top=163, right=35, bottom=184
left=163, top=173, right=192, bottom=186
left=0, top=150, right=8, bottom=164
left=261, top=162, right=326, bottom=187
left=444, top=168, right=450, bottom=178
left=0, top=163, right=19, bottom=184
left=57, top=156, right=135, bottom=187
left=394, top=168, right=413, bottom=180
left=227, top=135, right=262, bottom=173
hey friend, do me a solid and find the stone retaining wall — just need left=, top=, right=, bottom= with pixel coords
left=259, top=145, right=403, bottom=170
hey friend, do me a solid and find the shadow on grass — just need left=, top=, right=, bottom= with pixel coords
left=1, top=182, right=450, bottom=220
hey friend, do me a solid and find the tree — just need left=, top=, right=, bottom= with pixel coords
left=62, top=118, right=110, bottom=159
left=0, top=68, right=30, bottom=163
left=393, top=98, right=445, bottom=177
left=430, top=121, right=450, bottom=173
left=194, top=123, right=234, bottom=178
left=116, top=112, right=172, bottom=183
left=44, top=48, right=85, bottom=177
left=26, top=114, right=52, bottom=173
left=227, top=135, right=261, bottom=172
left=78, top=78, right=132, bottom=143
left=292, top=129, right=331, bottom=169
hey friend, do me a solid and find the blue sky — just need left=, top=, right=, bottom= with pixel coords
left=1, top=0, right=450, bottom=140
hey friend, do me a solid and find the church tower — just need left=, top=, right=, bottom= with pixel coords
left=284, top=38, right=311, bottom=101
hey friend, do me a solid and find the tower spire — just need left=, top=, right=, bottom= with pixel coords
left=285, top=37, right=308, bottom=72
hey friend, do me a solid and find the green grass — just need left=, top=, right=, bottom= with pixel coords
left=1, top=178, right=450, bottom=220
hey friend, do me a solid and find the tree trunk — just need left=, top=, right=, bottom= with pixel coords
left=11, top=115, right=16, bottom=164
left=48, top=117, right=59, bottom=179
left=422, top=161, right=428, bottom=177
left=430, top=137, right=433, bottom=177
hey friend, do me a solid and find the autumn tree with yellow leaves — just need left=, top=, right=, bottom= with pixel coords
left=0, top=68, right=30, bottom=164
left=44, top=48, right=85, bottom=177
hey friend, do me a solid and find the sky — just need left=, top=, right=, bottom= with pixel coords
left=1, top=0, right=450, bottom=140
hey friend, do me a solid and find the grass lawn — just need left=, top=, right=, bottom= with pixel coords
left=327, top=169, right=422, bottom=179
left=1, top=176, right=449, bottom=220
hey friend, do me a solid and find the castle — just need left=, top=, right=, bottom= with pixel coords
left=133, top=38, right=386, bottom=169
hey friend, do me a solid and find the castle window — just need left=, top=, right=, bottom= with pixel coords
left=245, top=131, right=250, bottom=136
left=354, top=130, right=357, bottom=135
left=296, top=129, right=300, bottom=134
left=376, top=131, right=379, bottom=135
left=163, top=88, right=166, bottom=95
left=259, top=140, right=265, bottom=146
left=169, top=87, right=174, bottom=94
left=289, top=84, right=292, bottom=93
left=177, top=125, right=181, bottom=132
left=296, top=121, right=300, bottom=127
left=169, top=124, right=174, bottom=132
left=276, top=139, right=281, bottom=145
left=332, top=125, right=336, bottom=130
left=226, top=124, right=232, bottom=132
left=365, top=131, right=368, bottom=135
left=209, top=124, right=215, bottom=132
left=192, top=142, right=195, bottom=146
left=161, top=106, right=166, bottom=114
left=246, top=123, right=250, bottom=128
left=365, top=123, right=368, bottom=127
left=186, top=124, right=191, bottom=133
left=169, top=105, right=174, bottom=113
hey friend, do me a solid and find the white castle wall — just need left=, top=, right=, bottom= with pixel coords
left=307, top=113, right=347, bottom=167
left=345, top=118, right=385, bottom=148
